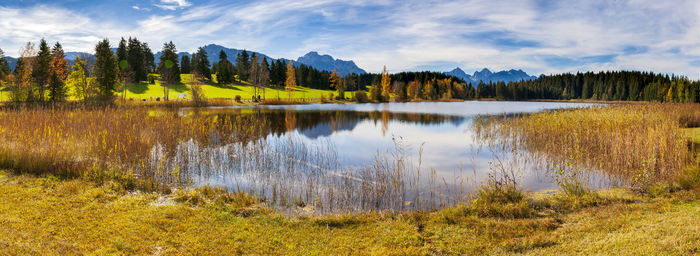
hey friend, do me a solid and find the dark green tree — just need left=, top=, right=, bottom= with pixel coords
left=142, top=42, right=155, bottom=73
left=180, top=55, right=191, bottom=74
left=93, top=39, right=119, bottom=101
left=158, top=41, right=180, bottom=100
left=0, top=48, right=10, bottom=79
left=193, top=47, right=211, bottom=79
left=33, top=38, right=53, bottom=102
left=236, top=50, right=250, bottom=82
left=127, top=37, right=146, bottom=82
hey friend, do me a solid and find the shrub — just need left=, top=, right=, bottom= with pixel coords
left=191, top=83, right=207, bottom=106
left=354, top=91, right=369, bottom=103
left=235, top=95, right=242, bottom=103
left=147, top=74, right=159, bottom=84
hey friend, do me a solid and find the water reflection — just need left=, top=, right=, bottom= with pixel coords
left=166, top=101, right=607, bottom=213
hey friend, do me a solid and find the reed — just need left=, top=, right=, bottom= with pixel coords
left=474, top=103, right=699, bottom=191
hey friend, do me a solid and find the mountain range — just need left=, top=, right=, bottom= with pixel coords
left=4, top=44, right=537, bottom=83
left=445, top=67, right=538, bottom=84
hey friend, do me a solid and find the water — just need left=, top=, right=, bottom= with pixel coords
left=169, top=101, right=607, bottom=213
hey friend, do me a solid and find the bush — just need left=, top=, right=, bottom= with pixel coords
left=191, top=84, right=207, bottom=106
left=147, top=74, right=159, bottom=84
left=235, top=95, right=242, bottom=103
left=354, top=91, right=369, bottom=103
left=470, top=183, right=535, bottom=218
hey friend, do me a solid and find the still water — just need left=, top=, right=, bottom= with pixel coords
left=174, top=101, right=606, bottom=213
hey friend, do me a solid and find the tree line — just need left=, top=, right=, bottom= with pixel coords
left=0, top=38, right=697, bottom=103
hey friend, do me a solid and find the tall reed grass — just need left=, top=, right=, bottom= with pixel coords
left=474, top=103, right=699, bottom=190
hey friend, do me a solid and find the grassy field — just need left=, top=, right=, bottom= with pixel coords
left=0, top=103, right=698, bottom=254
left=0, top=170, right=697, bottom=255
left=0, top=74, right=352, bottom=102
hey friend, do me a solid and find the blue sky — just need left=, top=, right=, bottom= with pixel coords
left=0, top=0, right=699, bottom=78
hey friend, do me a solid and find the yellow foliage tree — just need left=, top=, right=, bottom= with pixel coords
left=381, top=65, right=391, bottom=101
left=285, top=60, right=297, bottom=99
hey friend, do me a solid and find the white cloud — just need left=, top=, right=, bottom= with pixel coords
left=0, top=0, right=698, bottom=79
left=154, top=0, right=192, bottom=11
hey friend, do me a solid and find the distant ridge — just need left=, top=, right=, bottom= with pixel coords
left=296, top=51, right=366, bottom=76
left=445, top=67, right=537, bottom=84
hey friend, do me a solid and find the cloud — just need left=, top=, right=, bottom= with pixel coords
left=154, top=0, right=192, bottom=11
left=0, top=0, right=698, bottom=79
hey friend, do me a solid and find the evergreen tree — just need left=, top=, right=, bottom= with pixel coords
left=193, top=47, right=211, bottom=79
left=180, top=55, right=191, bottom=74
left=116, top=38, right=128, bottom=67
left=236, top=50, right=250, bottom=82
left=142, top=42, right=156, bottom=73
left=127, top=37, right=146, bottom=81
left=33, top=38, right=53, bottom=102
left=216, top=50, right=234, bottom=84
left=158, top=41, right=181, bottom=100
left=48, top=42, right=69, bottom=102
left=0, top=48, right=10, bottom=80
left=93, top=39, right=119, bottom=101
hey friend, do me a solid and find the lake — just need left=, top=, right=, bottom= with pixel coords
left=170, top=101, right=608, bottom=213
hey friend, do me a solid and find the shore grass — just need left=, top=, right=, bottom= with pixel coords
left=0, top=170, right=697, bottom=255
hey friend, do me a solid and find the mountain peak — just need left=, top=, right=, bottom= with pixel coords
left=296, top=51, right=366, bottom=76
left=445, top=67, right=536, bottom=84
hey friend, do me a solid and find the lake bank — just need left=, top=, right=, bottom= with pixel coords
left=0, top=169, right=697, bottom=255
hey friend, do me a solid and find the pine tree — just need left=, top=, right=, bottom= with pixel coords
left=48, top=42, right=69, bottom=102
left=285, top=60, right=296, bottom=99
left=93, top=39, right=119, bottom=101
left=180, top=55, right=191, bottom=74
left=0, top=48, right=10, bottom=80
left=142, top=42, right=156, bottom=73
left=194, top=47, right=211, bottom=79
left=158, top=41, right=180, bottom=100
left=127, top=37, right=146, bottom=81
left=33, top=38, right=53, bottom=102
left=236, top=50, right=250, bottom=82
left=216, top=50, right=233, bottom=84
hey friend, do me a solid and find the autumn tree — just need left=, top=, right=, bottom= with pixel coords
left=93, top=39, right=119, bottom=101
left=13, top=42, right=36, bottom=102
left=48, top=42, right=69, bottom=102
left=285, top=60, right=296, bottom=99
left=381, top=65, right=391, bottom=101
left=158, top=41, right=180, bottom=100
left=329, top=70, right=345, bottom=99
left=66, top=55, right=95, bottom=100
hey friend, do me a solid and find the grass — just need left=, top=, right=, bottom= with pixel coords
left=0, top=170, right=697, bottom=255
left=475, top=104, right=699, bottom=190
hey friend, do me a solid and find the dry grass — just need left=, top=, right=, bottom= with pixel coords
left=0, top=170, right=697, bottom=255
left=475, top=103, right=699, bottom=191
left=0, top=106, right=270, bottom=191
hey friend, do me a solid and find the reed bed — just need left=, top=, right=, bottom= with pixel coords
left=474, top=103, right=699, bottom=189
left=0, top=105, right=471, bottom=213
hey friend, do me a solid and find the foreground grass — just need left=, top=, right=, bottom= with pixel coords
left=1, top=170, right=697, bottom=255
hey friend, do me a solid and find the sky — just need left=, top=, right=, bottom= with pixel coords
left=0, top=0, right=699, bottom=78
